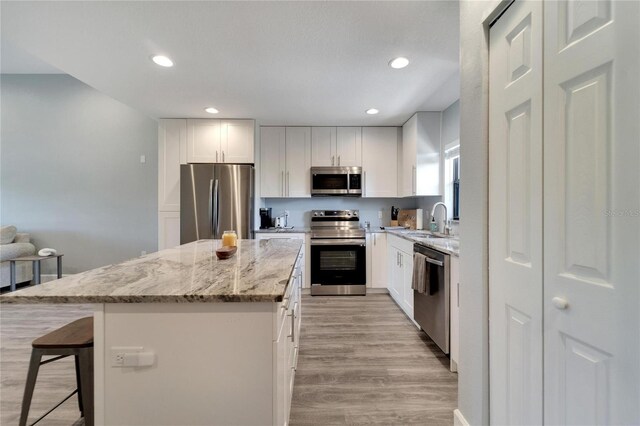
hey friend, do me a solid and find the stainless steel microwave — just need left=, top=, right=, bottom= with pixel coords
left=310, top=166, right=362, bottom=196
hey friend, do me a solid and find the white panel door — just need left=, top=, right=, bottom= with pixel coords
left=187, top=119, right=222, bottom=163
left=260, top=127, right=286, bottom=197
left=544, top=1, right=640, bottom=424
left=401, top=115, right=417, bottom=197
left=388, top=245, right=401, bottom=302
left=221, top=120, right=254, bottom=164
left=336, top=127, right=362, bottom=167
left=362, top=127, right=399, bottom=198
left=311, top=127, right=336, bottom=166
left=489, top=1, right=543, bottom=424
left=158, top=119, right=186, bottom=212
left=401, top=250, right=414, bottom=318
left=285, top=127, right=311, bottom=198
left=158, top=211, right=180, bottom=250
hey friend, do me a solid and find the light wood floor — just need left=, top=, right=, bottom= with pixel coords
left=289, top=294, right=458, bottom=425
left=1, top=303, right=91, bottom=426
left=1, top=294, right=457, bottom=425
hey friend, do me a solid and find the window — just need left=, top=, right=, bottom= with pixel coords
left=444, top=140, right=460, bottom=220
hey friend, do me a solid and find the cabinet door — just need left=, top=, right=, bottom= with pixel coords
left=336, top=127, right=362, bottom=167
left=221, top=120, right=254, bottom=163
left=450, top=256, right=459, bottom=372
left=187, top=119, right=222, bottom=163
left=158, top=119, right=186, bottom=211
left=362, top=127, right=398, bottom=198
left=158, top=211, right=180, bottom=250
left=401, top=251, right=414, bottom=318
left=311, top=127, right=336, bottom=166
left=414, top=112, right=442, bottom=196
left=285, top=127, right=311, bottom=198
left=388, top=246, right=402, bottom=302
left=371, top=233, right=388, bottom=288
left=401, top=116, right=417, bottom=196
left=260, top=127, right=286, bottom=197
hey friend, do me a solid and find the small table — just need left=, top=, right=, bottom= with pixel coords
left=9, top=254, right=63, bottom=292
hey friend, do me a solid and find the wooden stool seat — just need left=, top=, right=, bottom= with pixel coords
left=20, top=317, right=94, bottom=426
left=32, top=317, right=93, bottom=349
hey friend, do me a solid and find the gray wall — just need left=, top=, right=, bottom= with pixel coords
left=458, top=1, right=503, bottom=424
left=441, top=99, right=460, bottom=147
left=1, top=74, right=158, bottom=275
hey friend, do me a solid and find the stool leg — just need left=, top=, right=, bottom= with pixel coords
left=78, top=348, right=94, bottom=426
left=74, top=355, right=84, bottom=415
left=19, top=349, right=43, bottom=426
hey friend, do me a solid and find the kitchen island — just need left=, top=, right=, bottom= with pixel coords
left=2, top=239, right=304, bottom=426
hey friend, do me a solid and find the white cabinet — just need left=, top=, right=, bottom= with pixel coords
left=158, top=119, right=186, bottom=212
left=311, top=127, right=336, bottom=166
left=274, top=252, right=303, bottom=425
left=158, top=211, right=180, bottom=250
left=401, top=112, right=442, bottom=197
left=362, top=127, right=399, bottom=198
left=187, top=119, right=254, bottom=164
left=450, top=255, right=459, bottom=372
left=311, top=127, right=361, bottom=167
left=387, top=234, right=415, bottom=320
left=366, top=232, right=388, bottom=288
left=260, top=127, right=311, bottom=198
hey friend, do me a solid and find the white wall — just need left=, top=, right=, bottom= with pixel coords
left=0, top=74, right=158, bottom=274
left=457, top=1, right=506, bottom=425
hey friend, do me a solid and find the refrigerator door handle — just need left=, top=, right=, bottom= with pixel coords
left=212, top=179, right=220, bottom=238
left=209, top=179, right=214, bottom=238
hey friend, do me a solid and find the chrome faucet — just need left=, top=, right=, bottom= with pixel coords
left=430, top=202, right=450, bottom=235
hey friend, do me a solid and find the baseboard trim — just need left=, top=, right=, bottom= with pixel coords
left=454, top=409, right=470, bottom=426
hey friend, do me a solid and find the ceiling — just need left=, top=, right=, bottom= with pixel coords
left=1, top=1, right=460, bottom=126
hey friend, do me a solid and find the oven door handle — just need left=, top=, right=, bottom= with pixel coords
left=311, top=239, right=366, bottom=246
left=425, top=257, right=444, bottom=267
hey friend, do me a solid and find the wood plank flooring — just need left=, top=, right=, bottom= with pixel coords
left=1, top=303, right=91, bottom=426
left=0, top=294, right=457, bottom=425
left=289, top=294, right=458, bottom=425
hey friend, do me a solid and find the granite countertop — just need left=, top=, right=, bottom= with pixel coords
left=255, top=227, right=310, bottom=234
left=1, top=239, right=303, bottom=304
left=385, top=229, right=460, bottom=257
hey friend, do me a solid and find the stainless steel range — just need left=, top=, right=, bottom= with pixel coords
left=310, top=210, right=366, bottom=296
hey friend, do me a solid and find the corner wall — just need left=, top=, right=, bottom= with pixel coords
left=457, top=1, right=505, bottom=424
left=0, top=74, right=158, bottom=275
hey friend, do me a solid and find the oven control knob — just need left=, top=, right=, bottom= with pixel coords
left=347, top=212, right=352, bottom=216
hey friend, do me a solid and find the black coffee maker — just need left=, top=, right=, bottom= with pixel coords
left=260, top=208, right=273, bottom=229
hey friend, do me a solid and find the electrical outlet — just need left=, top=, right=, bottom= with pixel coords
left=111, top=346, right=143, bottom=367
left=378, top=210, right=383, bottom=219
left=140, top=155, right=146, bottom=163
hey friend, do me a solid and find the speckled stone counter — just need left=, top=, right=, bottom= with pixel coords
left=1, top=239, right=303, bottom=304
left=254, top=227, right=310, bottom=234
left=386, top=229, right=460, bottom=257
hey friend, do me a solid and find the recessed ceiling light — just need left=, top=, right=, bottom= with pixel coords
left=151, top=55, right=174, bottom=67
left=366, top=108, right=379, bottom=115
left=389, top=57, right=409, bottom=69
left=204, top=107, right=219, bottom=114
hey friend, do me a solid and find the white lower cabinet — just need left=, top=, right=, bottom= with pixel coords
left=158, top=212, right=180, bottom=250
left=387, top=234, right=414, bottom=320
left=274, top=253, right=303, bottom=425
left=366, top=232, right=388, bottom=288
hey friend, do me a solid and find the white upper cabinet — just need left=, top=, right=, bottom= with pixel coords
left=362, top=127, right=399, bottom=198
left=260, top=127, right=311, bottom=198
left=260, top=127, right=286, bottom=197
left=336, top=127, right=362, bottom=167
left=311, top=127, right=362, bottom=167
left=284, top=127, right=311, bottom=198
left=187, top=119, right=254, bottom=164
left=221, top=120, right=255, bottom=163
left=401, top=112, right=442, bottom=197
left=158, top=119, right=187, bottom=211
left=311, top=127, right=336, bottom=166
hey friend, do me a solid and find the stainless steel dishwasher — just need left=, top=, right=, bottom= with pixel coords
left=413, top=243, right=450, bottom=355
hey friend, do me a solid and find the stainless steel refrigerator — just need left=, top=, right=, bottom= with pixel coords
left=180, top=164, right=254, bottom=244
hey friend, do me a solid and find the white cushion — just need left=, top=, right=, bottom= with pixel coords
left=0, top=226, right=17, bottom=245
